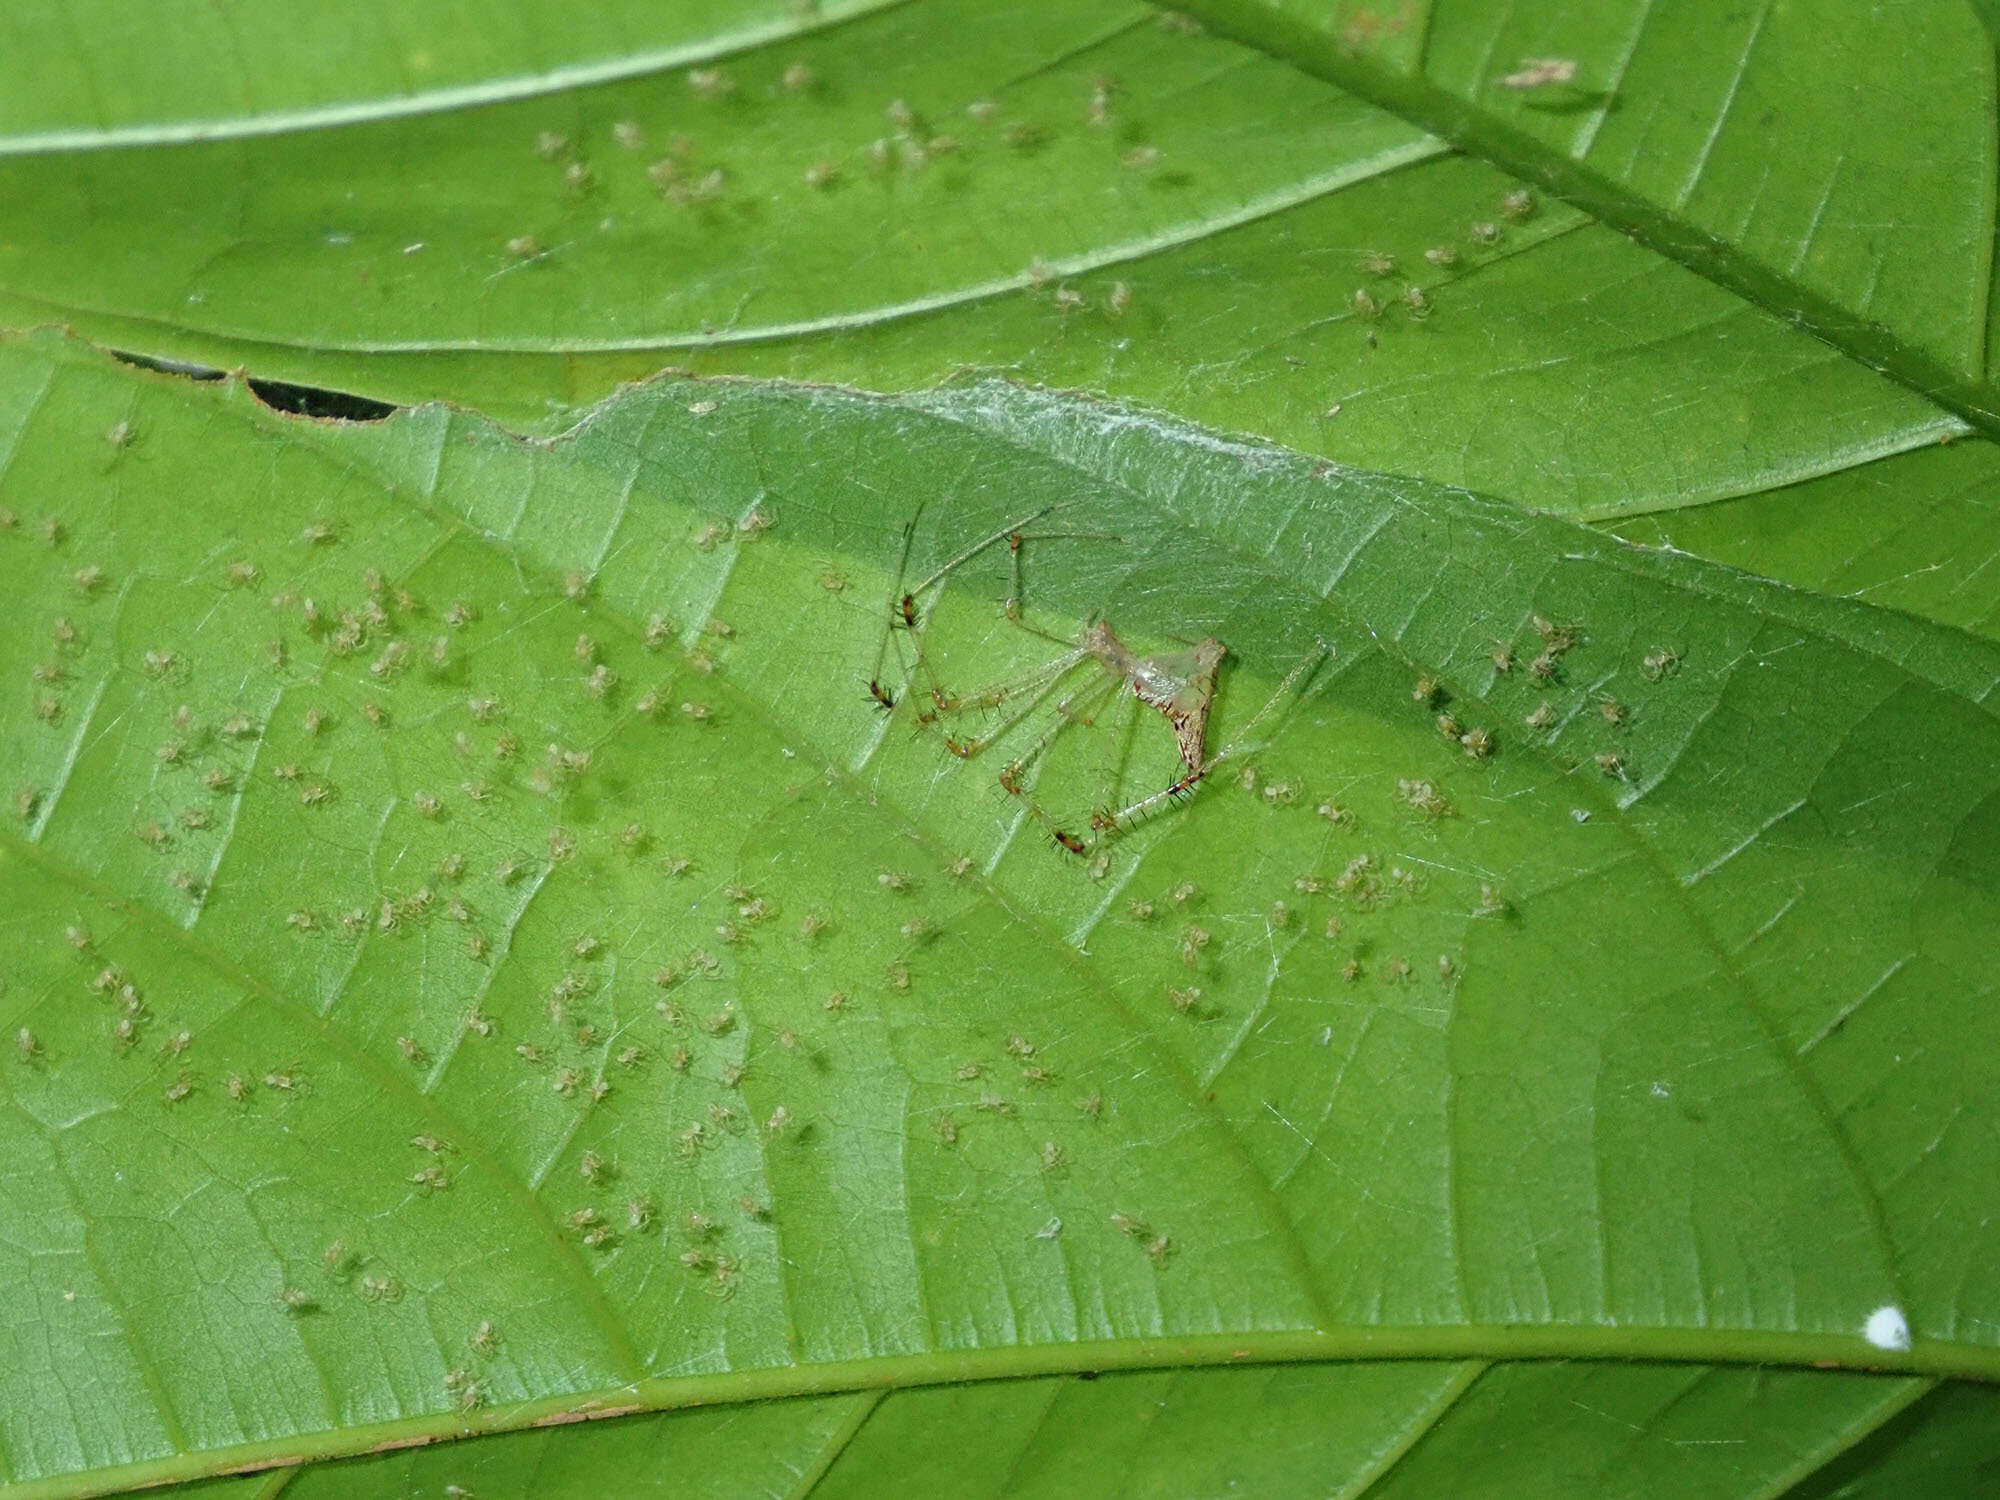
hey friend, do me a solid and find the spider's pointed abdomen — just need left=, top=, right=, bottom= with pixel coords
left=1129, top=636, right=1225, bottom=773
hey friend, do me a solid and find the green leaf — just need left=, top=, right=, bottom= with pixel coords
left=0, top=0, right=903, bottom=147
left=9, top=0, right=1997, bottom=668
left=0, top=0, right=1963, bottom=516
left=1168, top=0, right=2000, bottom=430
left=3, top=329, right=1997, bottom=1494
left=7, top=4, right=2000, bottom=1488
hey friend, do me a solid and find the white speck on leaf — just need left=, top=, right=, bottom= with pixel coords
left=1863, top=1305, right=1910, bottom=1351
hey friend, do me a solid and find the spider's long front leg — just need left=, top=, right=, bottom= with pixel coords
left=934, top=646, right=1095, bottom=754
left=902, top=505, right=1060, bottom=606
left=867, top=516, right=924, bottom=712
left=1076, top=761, right=1214, bottom=847
left=886, top=505, right=1080, bottom=717
left=989, top=673, right=1124, bottom=852
left=998, top=525, right=1123, bottom=623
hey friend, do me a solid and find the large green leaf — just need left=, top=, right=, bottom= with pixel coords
left=2, top=329, right=1997, bottom=1494
left=7, top=2, right=2000, bottom=1491
left=6, top=0, right=1995, bottom=657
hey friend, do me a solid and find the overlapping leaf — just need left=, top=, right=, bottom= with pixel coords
left=1, top=331, right=1996, bottom=1494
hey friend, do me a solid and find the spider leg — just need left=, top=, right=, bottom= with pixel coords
left=1083, top=688, right=1144, bottom=833
left=899, top=611, right=967, bottom=724
left=1000, top=527, right=1124, bottom=622
left=1006, top=530, right=1024, bottom=622
left=905, top=504, right=1061, bottom=604
left=867, top=513, right=924, bottom=710
left=1207, top=637, right=1332, bottom=759
left=988, top=673, right=1123, bottom=850
left=933, top=648, right=1095, bottom=755
left=890, top=504, right=1089, bottom=719
left=1073, top=763, right=1215, bottom=848
left=885, top=510, right=1130, bottom=718
left=902, top=505, right=1126, bottom=634
left=999, top=671, right=1121, bottom=779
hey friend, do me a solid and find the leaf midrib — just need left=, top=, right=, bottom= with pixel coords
left=1161, top=0, right=2000, bottom=442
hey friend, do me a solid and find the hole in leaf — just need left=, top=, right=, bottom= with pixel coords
left=107, top=350, right=398, bottom=423
left=246, top=378, right=398, bottom=423
left=110, top=349, right=225, bottom=381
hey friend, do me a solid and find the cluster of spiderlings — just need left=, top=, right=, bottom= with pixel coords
left=1481, top=606, right=1688, bottom=785
left=1410, top=671, right=1498, bottom=765
left=499, top=32, right=1184, bottom=326
left=3, top=372, right=1511, bottom=1444
left=1337, top=188, right=1544, bottom=355
left=12, top=410, right=882, bottom=1356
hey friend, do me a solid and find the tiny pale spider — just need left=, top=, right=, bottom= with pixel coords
left=869, top=508, right=1328, bottom=854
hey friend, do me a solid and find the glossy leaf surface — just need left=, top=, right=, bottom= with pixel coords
left=1173, top=0, right=2000, bottom=427
left=0, top=0, right=1971, bottom=531
left=2, top=331, right=1996, bottom=1495
left=5, top=1, right=2000, bottom=1494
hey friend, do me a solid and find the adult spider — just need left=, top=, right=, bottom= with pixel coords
left=869, top=508, right=1328, bottom=854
